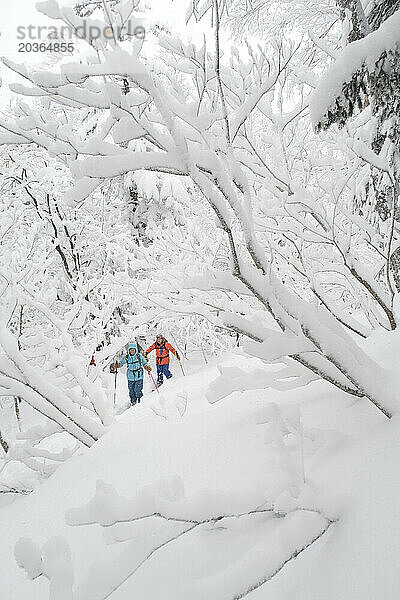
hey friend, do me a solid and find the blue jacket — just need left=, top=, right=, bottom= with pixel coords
left=120, top=343, right=148, bottom=381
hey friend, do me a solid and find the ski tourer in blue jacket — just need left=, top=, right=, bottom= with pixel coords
left=113, top=342, right=151, bottom=405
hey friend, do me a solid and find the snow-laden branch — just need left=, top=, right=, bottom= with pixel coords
left=0, top=323, right=105, bottom=447
left=1, top=0, right=399, bottom=418
left=310, top=10, right=400, bottom=128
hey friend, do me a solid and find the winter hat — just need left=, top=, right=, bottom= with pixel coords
left=128, top=342, right=138, bottom=351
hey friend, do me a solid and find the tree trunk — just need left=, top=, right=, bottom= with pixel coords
left=0, top=430, right=9, bottom=454
left=14, top=397, right=21, bottom=431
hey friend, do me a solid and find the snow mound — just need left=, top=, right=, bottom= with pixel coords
left=0, top=353, right=399, bottom=599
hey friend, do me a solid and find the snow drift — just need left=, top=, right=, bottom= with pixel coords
left=0, top=351, right=399, bottom=599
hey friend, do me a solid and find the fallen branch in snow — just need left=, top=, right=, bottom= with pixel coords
left=75, top=506, right=330, bottom=600
left=100, top=509, right=334, bottom=600
left=75, top=506, right=336, bottom=600
left=233, top=516, right=337, bottom=599
left=101, top=506, right=277, bottom=528
left=101, top=522, right=199, bottom=600
left=64, top=478, right=337, bottom=595
left=0, top=484, right=32, bottom=495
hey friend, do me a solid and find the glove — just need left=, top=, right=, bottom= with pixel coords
left=144, top=364, right=152, bottom=372
left=175, top=351, right=180, bottom=361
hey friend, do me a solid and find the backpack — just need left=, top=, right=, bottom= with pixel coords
left=125, top=352, right=144, bottom=375
left=155, top=338, right=169, bottom=365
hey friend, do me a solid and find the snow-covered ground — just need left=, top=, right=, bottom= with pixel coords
left=0, top=351, right=399, bottom=599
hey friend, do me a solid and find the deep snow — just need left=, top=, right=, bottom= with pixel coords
left=0, top=350, right=399, bottom=599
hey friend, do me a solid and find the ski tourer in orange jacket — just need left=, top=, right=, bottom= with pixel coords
left=145, top=335, right=179, bottom=365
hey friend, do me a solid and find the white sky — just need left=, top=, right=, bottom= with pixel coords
left=0, top=0, right=53, bottom=105
left=0, top=0, right=214, bottom=108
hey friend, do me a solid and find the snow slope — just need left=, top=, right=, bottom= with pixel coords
left=0, top=351, right=399, bottom=599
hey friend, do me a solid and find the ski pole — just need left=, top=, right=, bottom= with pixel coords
left=178, top=356, right=186, bottom=377
left=149, top=371, right=160, bottom=394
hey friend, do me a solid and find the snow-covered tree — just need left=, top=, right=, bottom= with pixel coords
left=1, top=0, right=400, bottom=420
left=311, top=2, right=400, bottom=260
left=3, top=3, right=400, bottom=600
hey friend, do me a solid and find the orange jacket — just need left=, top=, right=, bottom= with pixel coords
left=146, top=339, right=176, bottom=365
